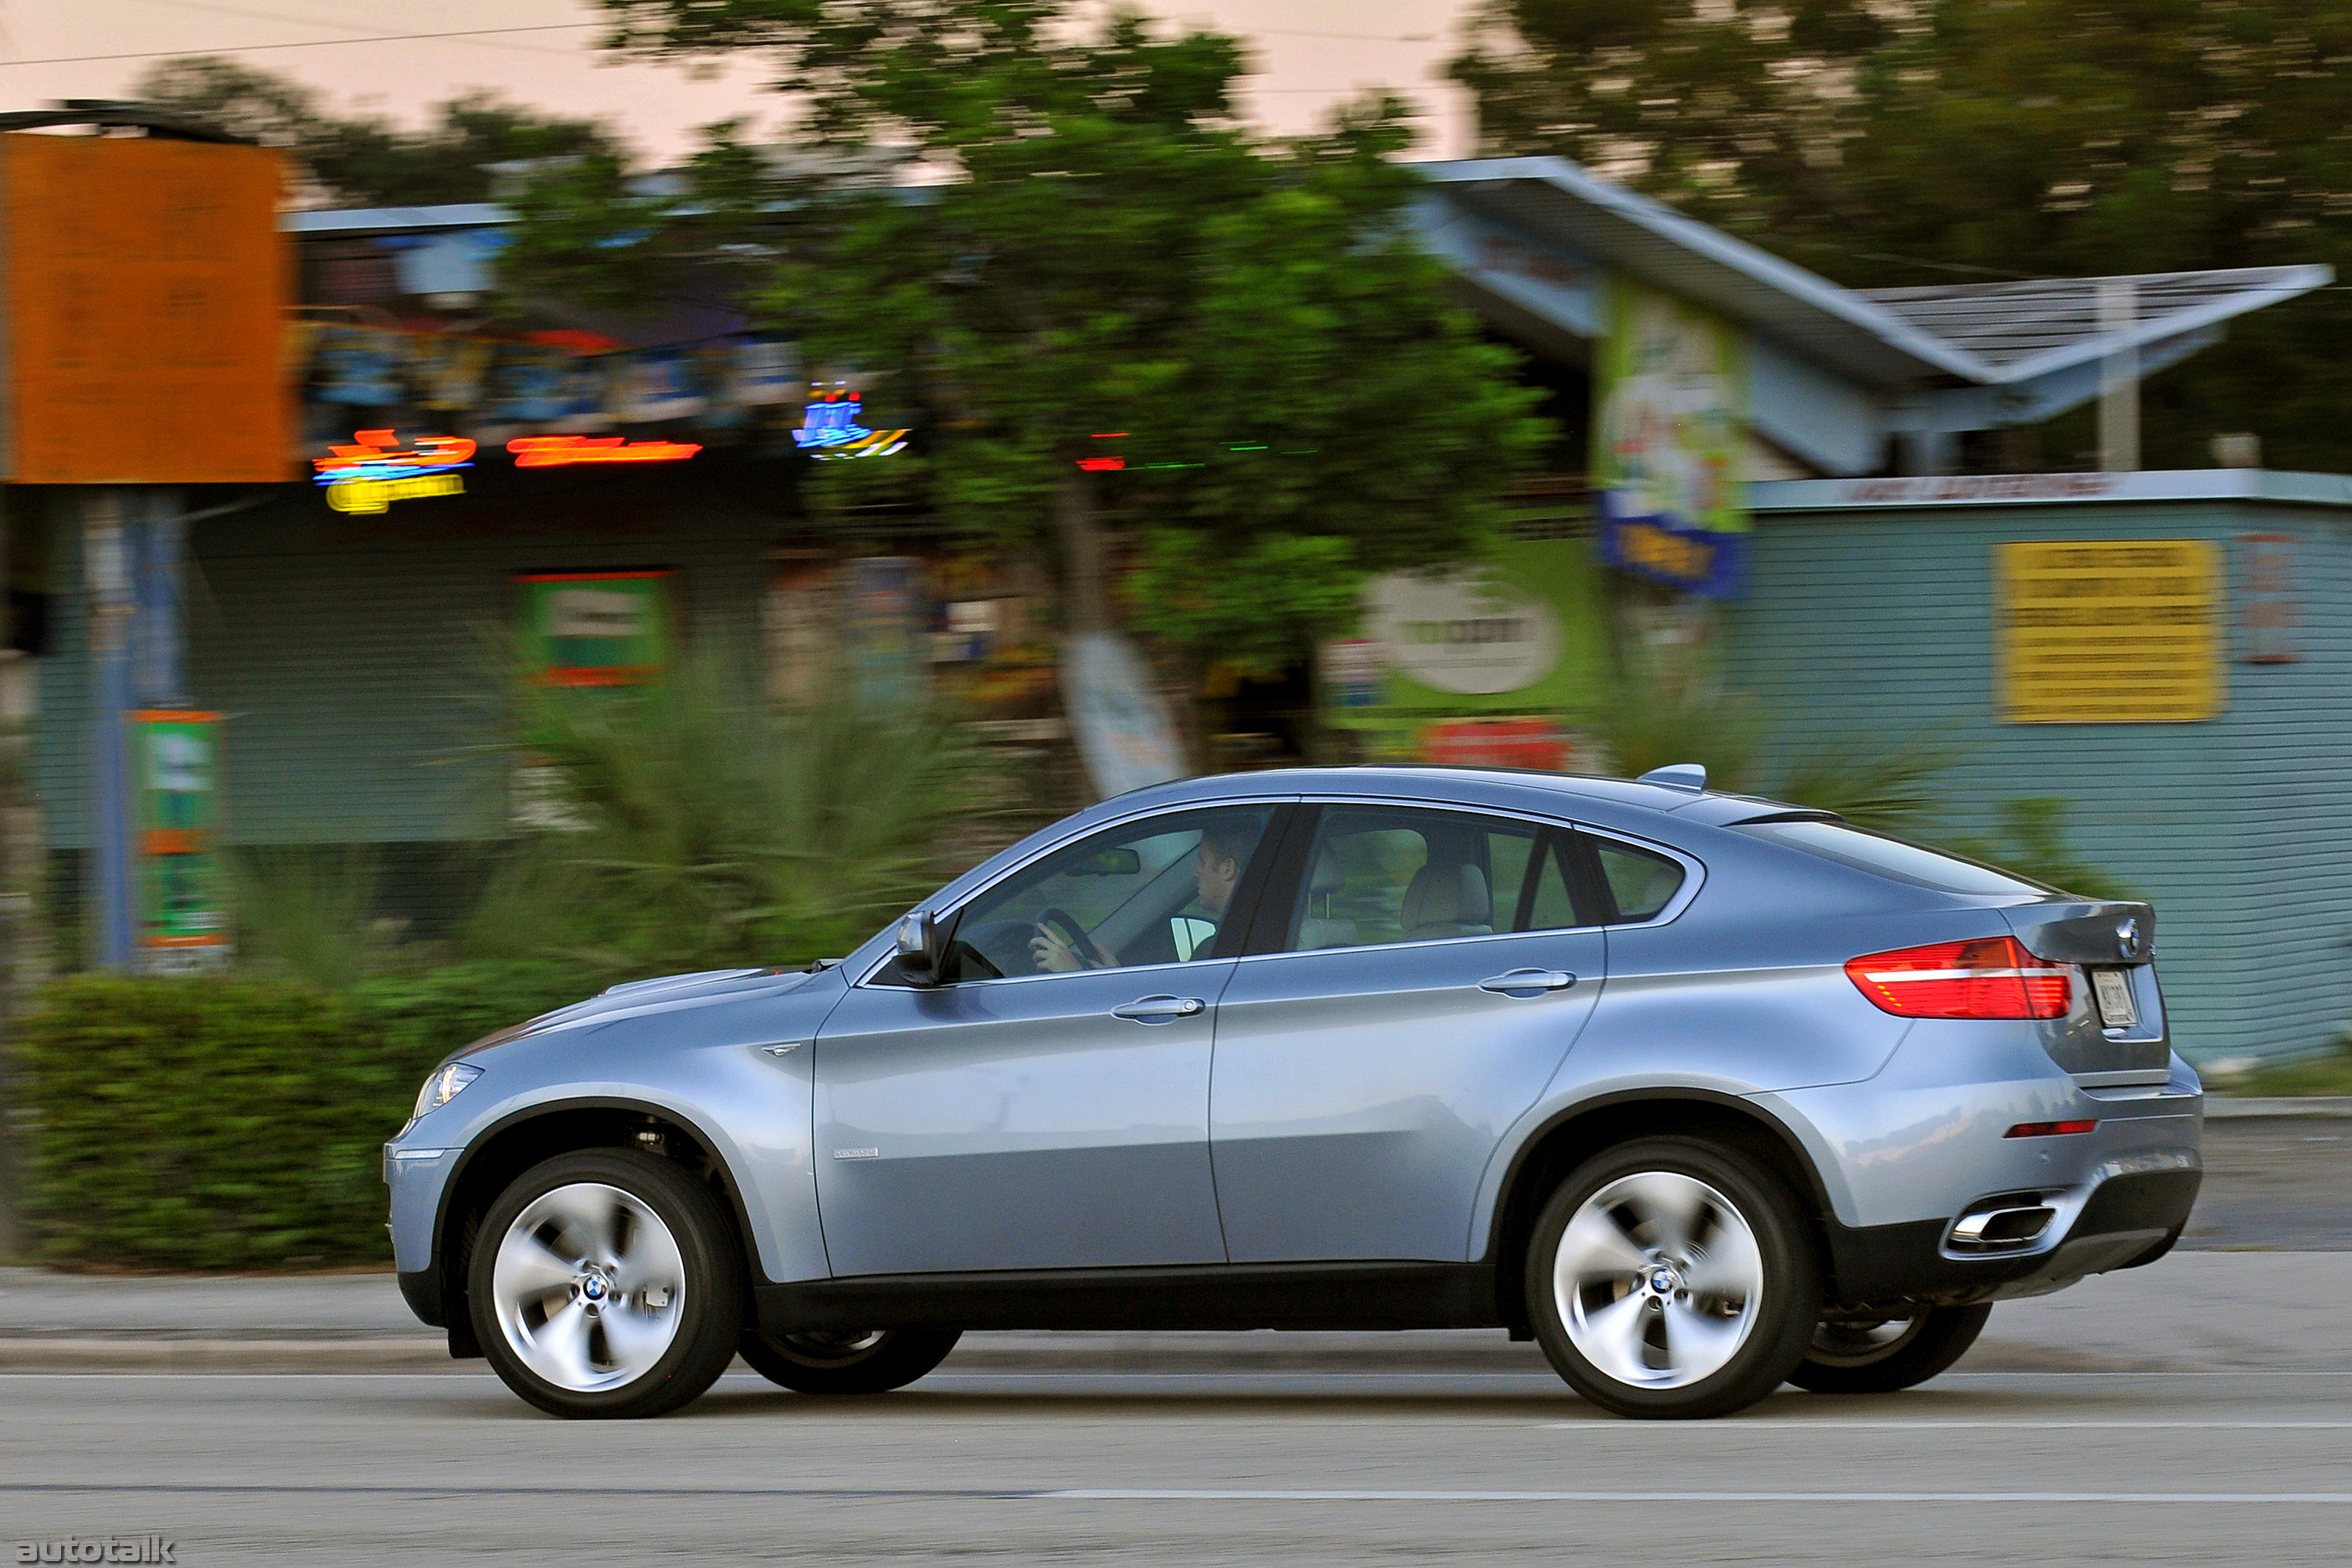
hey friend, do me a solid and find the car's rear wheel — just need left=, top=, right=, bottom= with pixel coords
left=470, top=1149, right=743, bottom=1419
left=1527, top=1137, right=1820, bottom=1419
left=739, top=1327, right=961, bottom=1395
left=1786, top=1305, right=1992, bottom=1394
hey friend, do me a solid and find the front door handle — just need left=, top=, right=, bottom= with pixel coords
left=1479, top=968, right=1577, bottom=996
left=1112, top=995, right=1207, bottom=1024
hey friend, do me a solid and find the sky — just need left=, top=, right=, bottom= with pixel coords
left=0, top=0, right=1486, bottom=164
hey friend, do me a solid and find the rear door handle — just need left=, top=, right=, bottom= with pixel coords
left=1112, top=995, right=1207, bottom=1024
left=1479, top=969, right=1576, bottom=996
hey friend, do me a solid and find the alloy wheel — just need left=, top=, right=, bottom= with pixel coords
left=491, top=1181, right=687, bottom=1393
left=1553, top=1170, right=1764, bottom=1390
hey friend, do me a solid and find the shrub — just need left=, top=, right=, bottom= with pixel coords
left=11, top=964, right=597, bottom=1270
left=467, top=650, right=996, bottom=978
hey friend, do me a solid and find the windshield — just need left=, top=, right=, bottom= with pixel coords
left=1733, top=818, right=2049, bottom=896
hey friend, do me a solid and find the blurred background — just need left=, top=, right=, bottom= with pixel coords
left=4, top=0, right=2352, bottom=1275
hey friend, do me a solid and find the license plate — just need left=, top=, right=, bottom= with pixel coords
left=2092, top=968, right=2140, bottom=1028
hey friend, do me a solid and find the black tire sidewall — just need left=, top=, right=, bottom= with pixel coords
left=1788, top=1304, right=1993, bottom=1395
left=1526, top=1135, right=1820, bottom=1420
left=470, top=1148, right=745, bottom=1419
left=739, top=1327, right=962, bottom=1395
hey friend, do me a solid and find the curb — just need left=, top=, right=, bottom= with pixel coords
left=2205, top=1097, right=2352, bottom=1119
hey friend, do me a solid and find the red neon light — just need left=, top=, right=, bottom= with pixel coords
left=506, top=435, right=703, bottom=468
left=313, top=430, right=477, bottom=477
left=1091, top=432, right=1128, bottom=439
left=1076, top=457, right=1126, bottom=471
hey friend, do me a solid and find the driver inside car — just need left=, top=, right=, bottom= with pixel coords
left=1029, top=821, right=1250, bottom=973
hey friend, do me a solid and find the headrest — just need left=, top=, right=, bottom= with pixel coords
left=1310, top=852, right=1345, bottom=897
left=1400, top=861, right=1490, bottom=934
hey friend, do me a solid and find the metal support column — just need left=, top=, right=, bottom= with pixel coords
left=2098, top=279, right=2140, bottom=473
left=82, top=488, right=136, bottom=970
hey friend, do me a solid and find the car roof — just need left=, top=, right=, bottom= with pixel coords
left=1103, top=765, right=1811, bottom=833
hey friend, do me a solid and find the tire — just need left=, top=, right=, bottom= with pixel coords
left=739, top=1327, right=962, bottom=1395
left=1786, top=1305, right=1992, bottom=1395
left=1526, top=1136, right=1820, bottom=1420
left=470, top=1148, right=745, bottom=1419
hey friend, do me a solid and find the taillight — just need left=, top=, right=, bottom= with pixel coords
left=1845, top=937, right=2073, bottom=1020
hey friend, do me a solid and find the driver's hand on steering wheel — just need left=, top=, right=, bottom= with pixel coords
left=1030, top=927, right=1091, bottom=972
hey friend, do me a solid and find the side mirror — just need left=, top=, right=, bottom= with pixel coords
left=895, top=909, right=949, bottom=985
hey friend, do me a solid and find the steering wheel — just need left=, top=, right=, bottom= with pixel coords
left=1032, top=906, right=1112, bottom=970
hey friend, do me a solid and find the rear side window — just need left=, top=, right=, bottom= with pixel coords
left=1284, top=807, right=1595, bottom=952
left=1592, top=838, right=1686, bottom=922
left=1733, top=818, right=2045, bottom=896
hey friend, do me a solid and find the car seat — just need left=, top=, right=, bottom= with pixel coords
left=1399, top=861, right=1493, bottom=941
left=1295, top=852, right=1359, bottom=950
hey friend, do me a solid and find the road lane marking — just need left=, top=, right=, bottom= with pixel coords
left=1541, top=1420, right=2352, bottom=1430
left=13, top=1483, right=2352, bottom=1505
left=1041, top=1490, right=2352, bottom=1504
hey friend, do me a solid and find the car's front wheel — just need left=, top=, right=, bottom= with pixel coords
left=470, top=1149, right=743, bottom=1419
left=1786, top=1305, right=1992, bottom=1394
left=739, top=1327, right=961, bottom=1395
left=1527, top=1137, right=1820, bottom=1419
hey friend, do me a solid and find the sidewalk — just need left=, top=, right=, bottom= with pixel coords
left=0, top=1250, right=2328, bottom=1375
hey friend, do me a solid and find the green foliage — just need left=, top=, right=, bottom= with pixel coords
left=227, top=847, right=393, bottom=993
left=11, top=966, right=598, bottom=1269
left=1938, top=798, right=2140, bottom=900
left=1129, top=531, right=1361, bottom=677
left=133, top=58, right=624, bottom=208
left=1584, top=659, right=1951, bottom=834
left=467, top=652, right=991, bottom=978
left=13, top=978, right=414, bottom=1269
left=2229, top=1044, right=2352, bottom=1097
left=1453, top=0, right=2352, bottom=470
left=1588, top=672, right=1771, bottom=797
left=506, top=0, right=1552, bottom=660
left=1766, top=739, right=1957, bottom=837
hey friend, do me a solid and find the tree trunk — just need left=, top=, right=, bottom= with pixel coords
left=1052, top=470, right=1109, bottom=635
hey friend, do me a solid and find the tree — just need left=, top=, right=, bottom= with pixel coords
left=506, top=0, right=1548, bottom=700
left=133, top=58, right=625, bottom=208
left=1451, top=0, right=2352, bottom=471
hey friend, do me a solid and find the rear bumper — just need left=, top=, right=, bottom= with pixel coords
left=1827, top=1163, right=2202, bottom=1308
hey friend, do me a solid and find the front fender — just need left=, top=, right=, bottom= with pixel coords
left=401, top=971, right=846, bottom=1286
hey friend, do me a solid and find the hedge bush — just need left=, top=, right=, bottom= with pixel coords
left=11, top=962, right=594, bottom=1270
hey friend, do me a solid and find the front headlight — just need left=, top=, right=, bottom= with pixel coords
left=413, top=1062, right=484, bottom=1121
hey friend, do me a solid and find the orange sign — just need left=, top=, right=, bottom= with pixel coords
left=1, top=133, right=292, bottom=483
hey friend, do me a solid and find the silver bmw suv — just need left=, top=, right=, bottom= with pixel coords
left=384, top=765, right=2202, bottom=1420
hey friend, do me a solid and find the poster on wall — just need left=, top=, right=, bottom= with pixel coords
left=515, top=571, right=674, bottom=687
left=1591, top=276, right=1750, bottom=598
left=848, top=557, right=927, bottom=708
left=1994, top=540, right=2223, bottom=722
left=1322, top=537, right=1610, bottom=767
left=132, top=710, right=232, bottom=971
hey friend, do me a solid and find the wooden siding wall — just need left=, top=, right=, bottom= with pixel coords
left=1730, top=497, right=2352, bottom=1066
left=37, top=469, right=793, bottom=850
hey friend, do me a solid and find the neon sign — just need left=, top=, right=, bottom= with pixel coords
left=314, top=429, right=473, bottom=514
left=314, top=429, right=476, bottom=485
left=506, top=435, right=703, bottom=468
left=792, top=384, right=908, bottom=461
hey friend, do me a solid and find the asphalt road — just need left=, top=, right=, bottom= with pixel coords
left=4, top=1118, right=2348, bottom=1563
left=8, top=1367, right=2352, bottom=1565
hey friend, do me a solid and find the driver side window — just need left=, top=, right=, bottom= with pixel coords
left=939, top=807, right=1274, bottom=982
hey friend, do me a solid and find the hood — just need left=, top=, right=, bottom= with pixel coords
left=452, top=965, right=826, bottom=1060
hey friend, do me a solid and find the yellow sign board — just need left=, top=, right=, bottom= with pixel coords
left=1994, top=539, right=2223, bottom=723
left=0, top=133, right=292, bottom=483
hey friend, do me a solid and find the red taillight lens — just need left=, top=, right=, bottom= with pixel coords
left=1845, top=937, right=2073, bottom=1020
left=2005, top=1120, right=2098, bottom=1138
